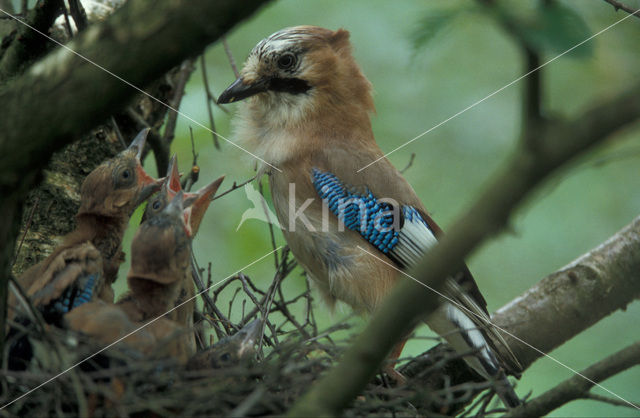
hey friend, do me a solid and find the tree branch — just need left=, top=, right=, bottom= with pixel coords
left=493, top=215, right=640, bottom=368
left=67, top=0, right=87, bottom=33
left=505, top=341, right=640, bottom=416
left=287, top=78, right=640, bottom=416
left=602, top=0, right=640, bottom=19
left=0, top=0, right=64, bottom=80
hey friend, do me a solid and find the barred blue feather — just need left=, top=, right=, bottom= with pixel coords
left=51, top=272, right=99, bottom=314
left=311, top=168, right=438, bottom=268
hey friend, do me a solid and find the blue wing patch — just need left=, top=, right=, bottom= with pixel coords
left=51, top=272, right=99, bottom=314
left=311, top=168, right=438, bottom=268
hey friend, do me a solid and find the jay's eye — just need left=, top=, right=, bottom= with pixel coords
left=277, top=53, right=296, bottom=70
left=152, top=200, right=162, bottom=210
left=121, top=169, right=131, bottom=179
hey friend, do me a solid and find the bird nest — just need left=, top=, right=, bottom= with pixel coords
left=2, top=248, right=508, bottom=417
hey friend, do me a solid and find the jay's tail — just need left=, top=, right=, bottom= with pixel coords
left=425, top=280, right=522, bottom=408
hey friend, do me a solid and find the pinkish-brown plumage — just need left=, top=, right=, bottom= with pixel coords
left=219, top=26, right=522, bottom=407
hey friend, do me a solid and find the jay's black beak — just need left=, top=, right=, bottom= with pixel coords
left=217, top=78, right=267, bottom=104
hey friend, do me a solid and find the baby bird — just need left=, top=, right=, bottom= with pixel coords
left=132, top=155, right=224, bottom=329
left=186, top=319, right=262, bottom=370
left=117, top=166, right=222, bottom=357
left=119, top=192, right=193, bottom=323
left=218, top=26, right=522, bottom=407
left=11, top=128, right=163, bottom=324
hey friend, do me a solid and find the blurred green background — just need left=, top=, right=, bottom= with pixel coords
left=117, top=1, right=640, bottom=415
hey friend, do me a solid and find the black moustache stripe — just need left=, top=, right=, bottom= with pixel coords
left=269, top=77, right=311, bottom=95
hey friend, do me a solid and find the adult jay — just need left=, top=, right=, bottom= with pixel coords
left=218, top=26, right=522, bottom=406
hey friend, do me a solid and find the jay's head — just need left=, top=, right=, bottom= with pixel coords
left=218, top=26, right=374, bottom=125
left=142, top=155, right=224, bottom=236
left=79, top=128, right=164, bottom=219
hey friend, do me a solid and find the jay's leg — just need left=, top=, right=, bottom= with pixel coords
left=384, top=338, right=408, bottom=384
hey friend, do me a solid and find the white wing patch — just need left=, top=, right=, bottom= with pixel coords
left=392, top=212, right=439, bottom=268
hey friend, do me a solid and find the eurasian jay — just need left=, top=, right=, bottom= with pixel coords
left=64, top=188, right=215, bottom=364
left=11, top=128, right=163, bottom=324
left=218, top=26, right=522, bottom=407
left=127, top=155, right=224, bottom=330
left=117, top=167, right=223, bottom=356
left=186, top=319, right=262, bottom=370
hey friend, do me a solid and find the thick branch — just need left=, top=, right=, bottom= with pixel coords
left=0, top=0, right=269, bottom=183
left=0, top=0, right=64, bottom=80
left=506, top=341, right=640, bottom=416
left=288, top=80, right=640, bottom=415
left=493, top=215, right=640, bottom=368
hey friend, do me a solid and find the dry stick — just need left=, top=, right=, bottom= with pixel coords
left=211, top=175, right=258, bottom=201
left=478, top=0, right=545, bottom=139
left=182, top=126, right=200, bottom=191
left=399, top=153, right=415, bottom=174
left=603, top=0, right=640, bottom=18
left=125, top=108, right=170, bottom=176
left=61, top=7, right=72, bottom=38
left=193, top=263, right=234, bottom=337
left=67, top=0, right=87, bottom=32
left=222, top=36, right=240, bottom=78
left=287, top=79, right=640, bottom=417
left=109, top=116, right=127, bottom=149
left=12, top=197, right=38, bottom=266
left=162, top=59, right=196, bottom=149
left=200, top=55, right=220, bottom=149
left=190, top=255, right=220, bottom=329
left=582, top=393, right=640, bottom=409
left=257, top=180, right=280, bottom=270
left=504, top=341, right=640, bottom=417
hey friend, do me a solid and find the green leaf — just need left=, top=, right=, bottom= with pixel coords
left=517, top=2, right=593, bottom=58
left=411, top=8, right=461, bottom=51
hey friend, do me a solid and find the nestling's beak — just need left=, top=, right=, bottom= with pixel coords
left=129, top=128, right=150, bottom=160
left=232, top=318, right=263, bottom=357
left=183, top=175, right=225, bottom=236
left=130, top=129, right=164, bottom=205
left=218, top=78, right=268, bottom=104
left=135, top=172, right=165, bottom=207
left=166, top=154, right=182, bottom=199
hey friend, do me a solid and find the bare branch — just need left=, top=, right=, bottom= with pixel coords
left=602, top=0, right=640, bottom=19
left=505, top=341, right=640, bottom=416
left=67, top=0, right=87, bottom=32
left=200, top=55, right=221, bottom=149
left=493, top=215, right=640, bottom=368
left=160, top=59, right=197, bottom=175
left=582, top=393, right=640, bottom=409
left=0, top=0, right=65, bottom=80
left=399, top=153, right=415, bottom=174
left=223, top=36, right=240, bottom=78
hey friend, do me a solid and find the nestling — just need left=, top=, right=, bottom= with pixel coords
left=219, top=26, right=522, bottom=407
left=11, top=128, right=163, bottom=324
